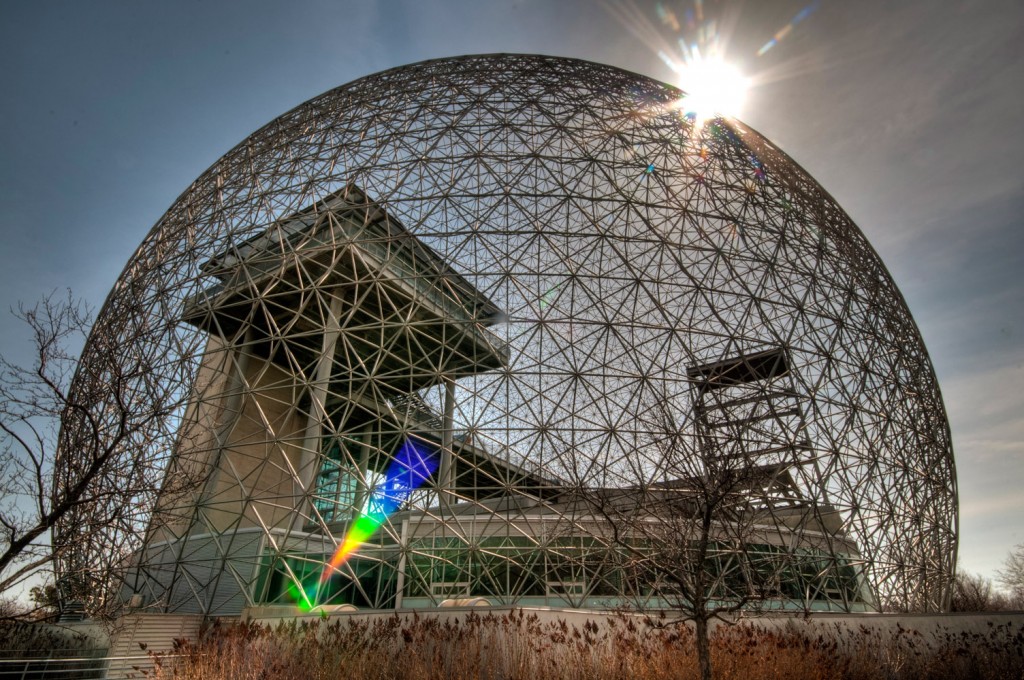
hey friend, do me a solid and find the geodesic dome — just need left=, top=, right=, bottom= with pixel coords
left=55, top=54, right=956, bottom=616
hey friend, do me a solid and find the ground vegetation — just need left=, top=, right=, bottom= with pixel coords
left=149, top=611, right=1024, bottom=680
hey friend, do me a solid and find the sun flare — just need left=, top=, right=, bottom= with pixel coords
left=676, top=56, right=749, bottom=125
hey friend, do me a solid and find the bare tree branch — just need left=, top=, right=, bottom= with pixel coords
left=996, top=545, right=1024, bottom=604
left=572, top=355, right=866, bottom=680
left=0, top=291, right=202, bottom=618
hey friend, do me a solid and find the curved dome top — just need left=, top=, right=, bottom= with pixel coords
left=56, top=54, right=956, bottom=614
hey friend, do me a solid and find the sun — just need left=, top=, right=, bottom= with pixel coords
left=675, top=55, right=749, bottom=125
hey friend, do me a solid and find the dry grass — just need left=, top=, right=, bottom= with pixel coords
left=148, top=611, right=1024, bottom=680
left=0, top=619, right=98, bottom=657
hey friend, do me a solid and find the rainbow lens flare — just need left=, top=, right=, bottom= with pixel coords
left=288, top=579, right=317, bottom=612
left=757, top=1, right=821, bottom=56
left=319, top=437, right=439, bottom=585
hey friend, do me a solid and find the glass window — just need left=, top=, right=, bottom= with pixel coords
left=313, top=437, right=365, bottom=522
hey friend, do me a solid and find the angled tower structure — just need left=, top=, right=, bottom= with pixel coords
left=133, top=185, right=519, bottom=611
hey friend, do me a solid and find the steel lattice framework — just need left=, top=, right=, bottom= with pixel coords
left=55, top=54, right=956, bottom=616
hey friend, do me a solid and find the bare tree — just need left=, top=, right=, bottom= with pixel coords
left=0, top=583, right=61, bottom=623
left=949, top=569, right=1014, bottom=612
left=0, top=595, right=28, bottom=621
left=579, top=351, right=856, bottom=680
left=582, top=416, right=789, bottom=680
left=997, top=544, right=1024, bottom=606
left=0, top=294, right=92, bottom=602
left=0, top=291, right=197, bottom=617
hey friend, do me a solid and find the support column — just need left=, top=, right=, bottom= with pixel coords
left=394, top=517, right=409, bottom=609
left=294, top=293, right=345, bottom=528
left=438, top=377, right=457, bottom=505
left=352, top=421, right=374, bottom=517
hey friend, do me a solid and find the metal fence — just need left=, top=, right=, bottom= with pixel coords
left=0, top=651, right=108, bottom=680
left=0, top=652, right=185, bottom=680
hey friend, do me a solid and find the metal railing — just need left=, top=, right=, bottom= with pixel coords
left=0, top=652, right=187, bottom=680
left=0, top=653, right=107, bottom=680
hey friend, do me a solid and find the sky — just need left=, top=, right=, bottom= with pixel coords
left=0, top=0, right=1021, bottom=583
